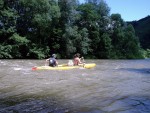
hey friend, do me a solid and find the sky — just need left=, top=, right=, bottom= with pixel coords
left=79, top=0, right=150, bottom=21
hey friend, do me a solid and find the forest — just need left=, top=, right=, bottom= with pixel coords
left=129, top=16, right=150, bottom=50
left=0, top=0, right=148, bottom=59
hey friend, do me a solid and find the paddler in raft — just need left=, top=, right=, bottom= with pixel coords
left=73, top=53, right=84, bottom=66
left=45, top=54, right=58, bottom=67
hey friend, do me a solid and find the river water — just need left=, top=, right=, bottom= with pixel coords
left=0, top=59, right=150, bottom=113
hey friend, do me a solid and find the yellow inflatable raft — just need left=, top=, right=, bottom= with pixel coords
left=32, top=63, right=96, bottom=70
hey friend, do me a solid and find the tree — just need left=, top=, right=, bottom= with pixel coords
left=96, top=33, right=112, bottom=58
left=58, top=0, right=80, bottom=58
left=0, top=0, right=143, bottom=59
left=123, top=25, right=143, bottom=58
left=75, top=28, right=90, bottom=56
left=0, top=0, right=30, bottom=58
left=17, top=0, right=61, bottom=58
left=0, top=0, right=18, bottom=42
left=9, top=33, right=30, bottom=58
left=77, top=3, right=100, bottom=56
left=111, top=13, right=124, bottom=28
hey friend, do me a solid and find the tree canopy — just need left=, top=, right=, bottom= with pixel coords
left=0, top=0, right=144, bottom=59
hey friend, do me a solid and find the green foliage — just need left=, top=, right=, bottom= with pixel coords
left=78, top=28, right=91, bottom=55
left=111, top=14, right=124, bottom=27
left=0, top=7, right=18, bottom=36
left=10, top=33, right=29, bottom=44
left=143, top=49, right=150, bottom=58
left=0, top=45, right=12, bottom=58
left=97, top=0, right=110, bottom=17
left=97, top=33, right=113, bottom=58
left=62, top=26, right=79, bottom=57
left=29, top=44, right=50, bottom=59
left=146, top=49, right=150, bottom=58
left=78, top=3, right=99, bottom=22
left=123, top=25, right=142, bottom=59
left=0, top=0, right=144, bottom=59
left=8, top=33, right=30, bottom=58
left=129, top=16, right=150, bottom=49
left=0, top=0, right=4, bottom=9
left=62, top=26, right=90, bottom=58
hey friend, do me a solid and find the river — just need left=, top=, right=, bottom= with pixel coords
left=0, top=59, right=150, bottom=113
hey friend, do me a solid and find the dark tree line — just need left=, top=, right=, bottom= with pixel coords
left=0, top=0, right=144, bottom=59
left=128, top=16, right=150, bottom=58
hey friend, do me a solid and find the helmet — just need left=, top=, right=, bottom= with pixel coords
left=52, top=54, right=56, bottom=58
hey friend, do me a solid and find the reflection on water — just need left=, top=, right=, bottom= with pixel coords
left=0, top=59, right=150, bottom=113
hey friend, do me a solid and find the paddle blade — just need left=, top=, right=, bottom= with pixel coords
left=32, top=67, right=37, bottom=70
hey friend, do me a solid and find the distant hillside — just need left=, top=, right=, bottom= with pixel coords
left=127, top=15, right=150, bottom=49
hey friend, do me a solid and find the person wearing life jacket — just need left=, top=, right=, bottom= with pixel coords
left=73, top=53, right=82, bottom=65
left=46, top=54, right=58, bottom=67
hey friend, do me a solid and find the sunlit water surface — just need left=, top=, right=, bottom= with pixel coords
left=0, top=59, right=150, bottom=113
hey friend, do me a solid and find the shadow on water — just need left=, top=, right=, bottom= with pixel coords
left=0, top=93, right=150, bottom=113
left=119, top=68, right=150, bottom=75
left=0, top=93, right=72, bottom=113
